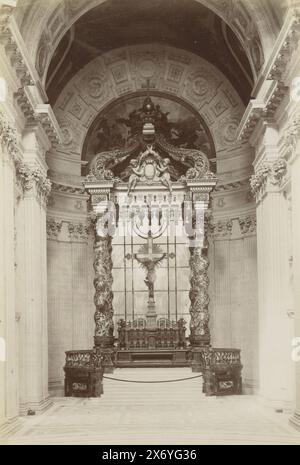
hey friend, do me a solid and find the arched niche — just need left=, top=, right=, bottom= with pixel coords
left=48, top=44, right=252, bottom=184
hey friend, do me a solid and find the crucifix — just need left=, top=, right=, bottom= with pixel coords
left=134, top=233, right=166, bottom=305
left=134, top=232, right=166, bottom=328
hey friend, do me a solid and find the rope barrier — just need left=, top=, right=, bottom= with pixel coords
left=103, top=374, right=203, bottom=383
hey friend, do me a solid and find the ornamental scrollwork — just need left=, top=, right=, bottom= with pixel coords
left=86, top=142, right=139, bottom=183
left=155, top=134, right=216, bottom=182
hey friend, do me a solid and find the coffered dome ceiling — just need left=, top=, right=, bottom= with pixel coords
left=46, top=0, right=256, bottom=105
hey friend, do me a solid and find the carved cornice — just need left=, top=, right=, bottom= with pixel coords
left=51, top=181, right=85, bottom=195
left=0, top=13, right=61, bottom=146
left=238, top=81, right=287, bottom=141
left=46, top=218, right=63, bottom=240
left=16, top=162, right=52, bottom=201
left=263, top=8, right=300, bottom=84
left=250, top=158, right=287, bottom=199
left=238, top=8, right=300, bottom=142
left=14, top=88, right=61, bottom=146
left=0, top=109, right=21, bottom=162
left=0, top=8, right=33, bottom=87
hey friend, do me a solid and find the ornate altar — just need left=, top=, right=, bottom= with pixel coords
left=115, top=317, right=188, bottom=367
left=63, top=94, right=243, bottom=397
left=64, top=350, right=104, bottom=397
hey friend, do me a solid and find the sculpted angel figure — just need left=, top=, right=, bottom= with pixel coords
left=157, top=157, right=172, bottom=192
left=127, top=159, right=143, bottom=194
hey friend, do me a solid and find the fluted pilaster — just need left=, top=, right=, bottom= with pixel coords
left=0, top=110, right=20, bottom=422
left=290, top=151, right=300, bottom=430
left=253, top=125, right=293, bottom=409
left=18, top=127, right=52, bottom=415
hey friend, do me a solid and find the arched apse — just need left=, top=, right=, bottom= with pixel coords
left=13, top=0, right=280, bottom=95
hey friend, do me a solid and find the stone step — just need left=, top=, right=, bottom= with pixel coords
left=100, top=368, right=205, bottom=402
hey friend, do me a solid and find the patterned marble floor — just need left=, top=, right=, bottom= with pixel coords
left=1, top=368, right=300, bottom=445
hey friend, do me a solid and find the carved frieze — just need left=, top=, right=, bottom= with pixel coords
left=238, top=215, right=256, bottom=235
left=215, top=179, right=249, bottom=192
left=210, top=219, right=233, bottom=238
left=51, top=181, right=85, bottom=195
left=207, top=214, right=256, bottom=238
left=68, top=222, right=90, bottom=242
left=46, top=218, right=63, bottom=240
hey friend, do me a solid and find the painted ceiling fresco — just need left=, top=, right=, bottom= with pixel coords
left=84, top=95, right=214, bottom=165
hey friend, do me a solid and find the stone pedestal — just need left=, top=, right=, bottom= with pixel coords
left=146, top=302, right=157, bottom=329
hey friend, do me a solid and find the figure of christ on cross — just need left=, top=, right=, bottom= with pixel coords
left=134, top=233, right=166, bottom=304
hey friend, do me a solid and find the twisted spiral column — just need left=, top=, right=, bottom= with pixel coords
left=92, top=216, right=115, bottom=372
left=189, top=246, right=210, bottom=347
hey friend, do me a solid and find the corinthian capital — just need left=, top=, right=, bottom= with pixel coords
left=16, top=162, right=51, bottom=201
left=0, top=110, right=21, bottom=163
left=250, top=158, right=287, bottom=199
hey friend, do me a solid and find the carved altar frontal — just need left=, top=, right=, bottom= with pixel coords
left=115, top=316, right=189, bottom=367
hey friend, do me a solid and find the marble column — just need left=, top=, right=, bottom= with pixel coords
left=290, top=143, right=300, bottom=430
left=18, top=126, right=52, bottom=414
left=251, top=125, right=293, bottom=409
left=0, top=111, right=19, bottom=423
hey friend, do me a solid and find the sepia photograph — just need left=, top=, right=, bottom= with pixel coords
left=0, top=0, right=300, bottom=448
